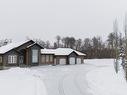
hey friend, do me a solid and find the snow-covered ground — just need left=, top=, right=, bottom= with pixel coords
left=1, top=59, right=127, bottom=95
left=86, top=59, right=127, bottom=95
left=0, top=68, right=47, bottom=95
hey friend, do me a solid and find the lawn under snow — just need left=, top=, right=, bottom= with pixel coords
left=0, top=68, right=47, bottom=95
left=85, top=59, right=127, bottom=95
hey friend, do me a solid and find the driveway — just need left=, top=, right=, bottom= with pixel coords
left=31, top=63, right=97, bottom=95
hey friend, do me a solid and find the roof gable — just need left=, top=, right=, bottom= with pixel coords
left=27, top=43, right=44, bottom=49
left=0, top=40, right=42, bottom=54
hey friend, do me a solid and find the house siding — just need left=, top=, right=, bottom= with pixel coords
left=41, top=54, right=54, bottom=65
left=0, top=55, right=3, bottom=68
left=68, top=52, right=78, bottom=64
left=55, top=56, right=68, bottom=65
left=3, top=50, right=19, bottom=66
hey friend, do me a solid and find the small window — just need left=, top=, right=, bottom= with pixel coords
left=41, top=55, right=45, bottom=63
left=46, top=55, right=49, bottom=63
left=8, top=55, right=17, bottom=64
left=0, top=56, right=2, bottom=63
left=50, top=55, right=53, bottom=62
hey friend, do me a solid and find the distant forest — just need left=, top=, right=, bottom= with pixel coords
left=1, top=18, right=127, bottom=59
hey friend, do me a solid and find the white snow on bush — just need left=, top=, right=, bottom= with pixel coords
left=0, top=67, right=47, bottom=95
left=86, top=59, right=127, bottom=95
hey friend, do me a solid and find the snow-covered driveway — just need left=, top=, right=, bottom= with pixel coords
left=31, top=59, right=114, bottom=95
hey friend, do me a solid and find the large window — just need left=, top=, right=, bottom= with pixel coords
left=8, top=55, right=17, bottom=64
left=32, top=50, right=38, bottom=63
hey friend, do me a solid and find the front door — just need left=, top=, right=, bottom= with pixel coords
left=19, top=56, right=24, bottom=64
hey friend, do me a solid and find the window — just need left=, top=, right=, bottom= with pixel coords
left=32, top=50, right=38, bottom=63
left=0, top=56, right=2, bottom=63
left=46, top=55, right=49, bottom=63
left=50, top=55, right=53, bottom=62
left=41, top=55, right=45, bottom=63
left=8, top=55, right=17, bottom=64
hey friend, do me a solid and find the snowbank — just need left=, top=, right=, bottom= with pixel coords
left=86, top=60, right=127, bottom=95
left=0, top=67, right=47, bottom=95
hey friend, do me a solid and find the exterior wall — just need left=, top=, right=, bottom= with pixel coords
left=0, top=54, right=3, bottom=67
left=55, top=56, right=68, bottom=65
left=68, top=52, right=78, bottom=64
left=53, top=52, right=85, bottom=65
left=77, top=56, right=85, bottom=64
left=41, top=54, right=54, bottom=65
left=3, top=50, right=19, bottom=66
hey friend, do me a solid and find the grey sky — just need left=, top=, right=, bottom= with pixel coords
left=0, top=0, right=126, bottom=43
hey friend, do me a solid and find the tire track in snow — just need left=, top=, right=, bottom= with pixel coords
left=73, top=69, right=94, bottom=95
left=58, top=75, right=67, bottom=95
left=73, top=73, right=86, bottom=95
left=58, top=68, right=94, bottom=95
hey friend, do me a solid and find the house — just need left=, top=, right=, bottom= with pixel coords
left=0, top=40, right=86, bottom=67
left=0, top=40, right=43, bottom=67
left=41, top=48, right=86, bottom=65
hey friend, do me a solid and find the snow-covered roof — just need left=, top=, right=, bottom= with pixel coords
left=41, top=48, right=86, bottom=56
left=0, top=40, right=34, bottom=54
left=41, top=49, right=56, bottom=55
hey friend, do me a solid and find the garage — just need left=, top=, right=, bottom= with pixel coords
left=69, top=57, right=76, bottom=65
left=77, top=58, right=82, bottom=64
left=59, top=58, right=66, bottom=65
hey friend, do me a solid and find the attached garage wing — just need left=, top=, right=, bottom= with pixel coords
left=69, top=57, right=76, bottom=65
left=77, top=58, right=82, bottom=64
left=59, top=58, right=66, bottom=65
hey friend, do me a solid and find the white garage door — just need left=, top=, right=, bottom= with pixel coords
left=77, top=58, right=82, bottom=64
left=59, top=59, right=66, bottom=65
left=69, top=57, right=76, bottom=65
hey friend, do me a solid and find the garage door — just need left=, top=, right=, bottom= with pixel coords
left=59, top=59, right=66, bottom=65
left=69, top=57, right=76, bottom=65
left=77, top=58, right=82, bottom=64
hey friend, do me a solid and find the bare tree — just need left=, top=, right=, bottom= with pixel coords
left=56, top=35, right=61, bottom=48
left=45, top=41, right=50, bottom=49
left=75, top=39, right=82, bottom=50
left=0, top=39, right=12, bottom=47
left=107, top=32, right=116, bottom=49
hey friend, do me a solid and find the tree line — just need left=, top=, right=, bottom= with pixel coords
left=32, top=30, right=123, bottom=59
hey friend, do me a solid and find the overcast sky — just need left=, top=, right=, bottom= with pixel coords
left=0, top=0, right=127, bottom=43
